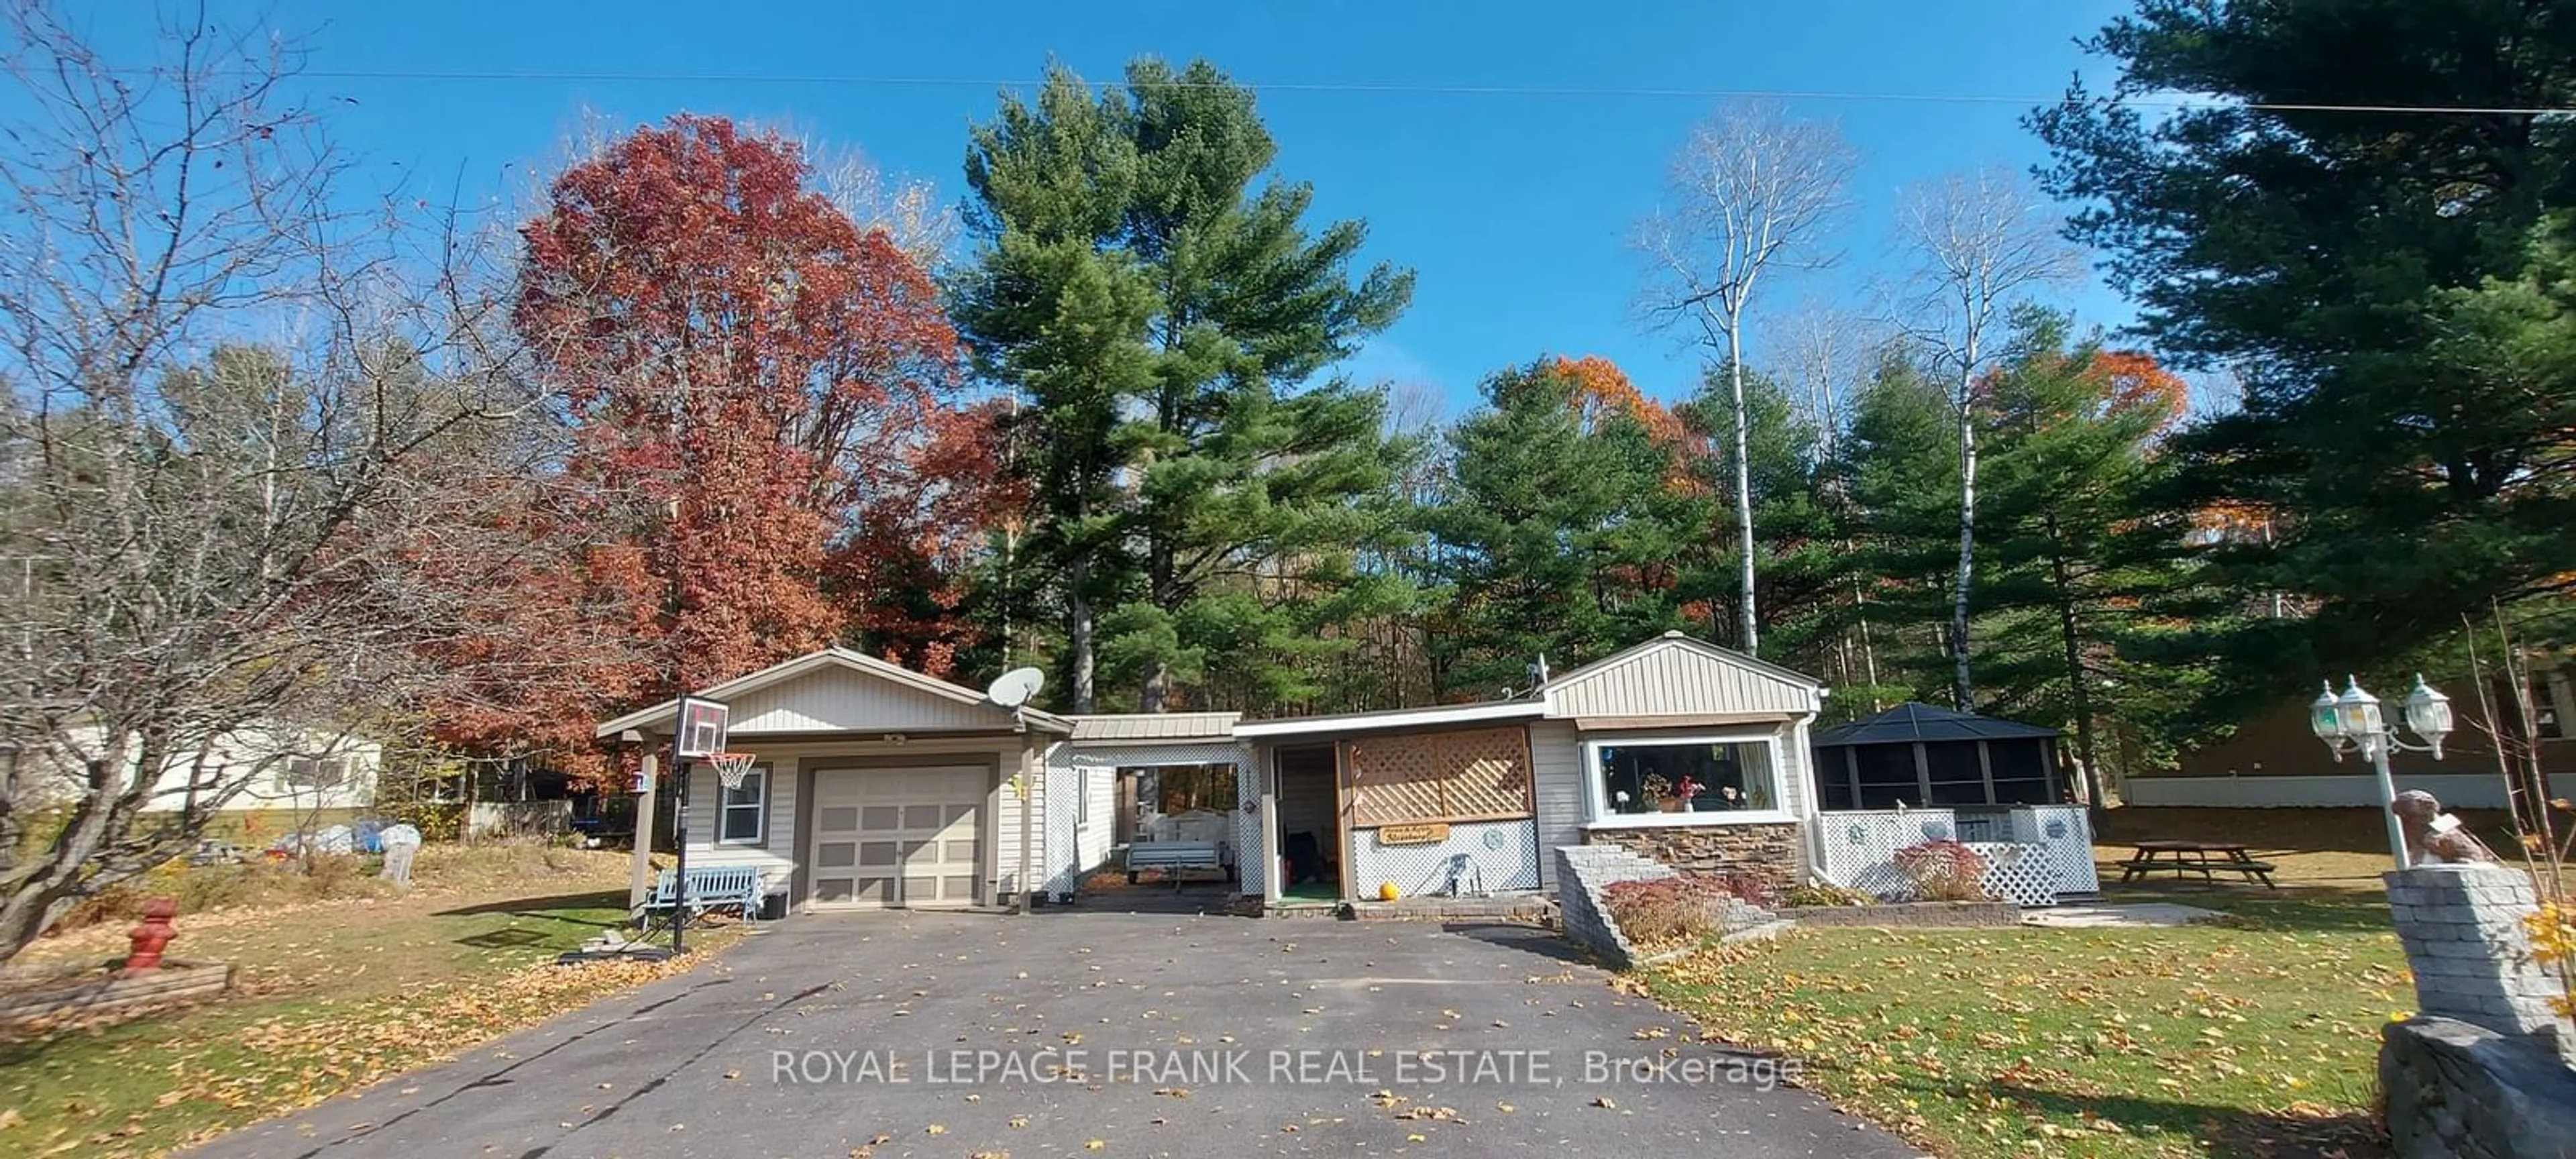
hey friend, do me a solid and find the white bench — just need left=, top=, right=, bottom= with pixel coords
left=1126, top=841, right=1229, bottom=888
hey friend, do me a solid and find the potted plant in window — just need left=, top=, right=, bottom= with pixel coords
left=1674, top=776, right=1702, bottom=812
left=1641, top=774, right=1680, bottom=813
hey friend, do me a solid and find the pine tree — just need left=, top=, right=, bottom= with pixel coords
left=1426, top=362, right=1689, bottom=696
left=2033, top=0, right=2576, bottom=712
left=955, top=59, right=1416, bottom=713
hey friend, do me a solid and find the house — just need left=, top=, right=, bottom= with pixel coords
left=592, top=632, right=1829, bottom=914
left=594, top=649, right=1073, bottom=911
left=26, top=719, right=381, bottom=816
left=2129, top=669, right=2576, bottom=808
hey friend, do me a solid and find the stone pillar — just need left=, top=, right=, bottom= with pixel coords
left=2383, top=864, right=2569, bottom=1050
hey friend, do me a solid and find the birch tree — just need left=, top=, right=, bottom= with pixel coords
left=0, top=5, right=548, bottom=962
left=1638, top=103, right=1856, bottom=657
left=1894, top=165, right=2079, bottom=710
left=1775, top=300, right=1884, bottom=691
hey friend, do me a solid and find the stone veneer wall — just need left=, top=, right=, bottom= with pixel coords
left=1585, top=822, right=1804, bottom=894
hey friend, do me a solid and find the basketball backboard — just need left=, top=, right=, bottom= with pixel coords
left=674, top=696, right=731, bottom=760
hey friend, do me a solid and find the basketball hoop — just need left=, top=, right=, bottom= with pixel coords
left=705, top=751, right=757, bottom=791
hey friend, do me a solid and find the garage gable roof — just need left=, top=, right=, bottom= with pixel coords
left=594, top=648, right=1071, bottom=738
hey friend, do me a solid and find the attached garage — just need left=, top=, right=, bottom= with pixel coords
left=807, top=765, right=986, bottom=909
left=595, top=649, right=1071, bottom=916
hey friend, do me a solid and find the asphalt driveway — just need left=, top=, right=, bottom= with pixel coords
left=184, top=903, right=1913, bottom=1158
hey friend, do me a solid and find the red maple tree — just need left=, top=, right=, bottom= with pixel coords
left=501, top=115, right=1002, bottom=730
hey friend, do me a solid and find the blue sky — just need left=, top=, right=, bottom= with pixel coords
left=95, top=1, right=2139, bottom=415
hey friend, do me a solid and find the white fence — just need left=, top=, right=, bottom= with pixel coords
left=2126, top=773, right=2576, bottom=810
left=1815, top=806, right=2098, bottom=905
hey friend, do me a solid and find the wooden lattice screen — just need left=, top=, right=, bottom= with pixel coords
left=1348, top=726, right=1533, bottom=827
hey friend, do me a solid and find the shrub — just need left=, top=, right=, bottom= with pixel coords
left=1892, top=839, right=1992, bottom=902
left=1779, top=881, right=1873, bottom=908
left=1601, top=875, right=1759, bottom=947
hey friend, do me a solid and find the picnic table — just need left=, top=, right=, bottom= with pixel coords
left=2116, top=840, right=2277, bottom=887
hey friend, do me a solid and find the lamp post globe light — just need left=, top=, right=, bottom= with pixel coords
left=2311, top=674, right=2455, bottom=869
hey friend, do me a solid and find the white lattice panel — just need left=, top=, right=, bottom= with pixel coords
left=1818, top=809, right=1963, bottom=898
left=1236, top=764, right=1264, bottom=897
left=1818, top=808, right=2080, bottom=905
left=1042, top=753, right=1083, bottom=897
left=2009, top=806, right=2099, bottom=895
left=1348, top=820, right=1541, bottom=898
left=1964, top=841, right=2058, bottom=907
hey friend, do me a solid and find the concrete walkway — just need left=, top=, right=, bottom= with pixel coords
left=2021, top=901, right=2224, bottom=928
left=183, top=910, right=1915, bottom=1158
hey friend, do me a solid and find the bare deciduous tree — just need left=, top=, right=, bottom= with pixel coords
left=1894, top=164, right=2080, bottom=710
left=1638, top=102, right=1857, bottom=657
left=0, top=5, right=553, bottom=962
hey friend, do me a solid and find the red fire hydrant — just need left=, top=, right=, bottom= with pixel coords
left=123, top=898, right=179, bottom=974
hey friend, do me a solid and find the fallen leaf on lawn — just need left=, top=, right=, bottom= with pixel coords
left=1085, top=1141, right=1106, bottom=1151
left=1407, top=1133, right=1428, bottom=1142
left=1008, top=1115, right=1030, bottom=1129
left=926, top=1123, right=947, bottom=1135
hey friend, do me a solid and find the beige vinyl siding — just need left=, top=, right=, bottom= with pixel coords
left=1528, top=720, right=1587, bottom=889
left=725, top=665, right=1003, bottom=734
left=1546, top=644, right=1816, bottom=718
left=678, top=736, right=1024, bottom=908
left=1770, top=722, right=1810, bottom=821
left=680, top=753, right=798, bottom=895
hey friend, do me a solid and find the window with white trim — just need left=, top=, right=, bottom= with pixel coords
left=718, top=767, right=767, bottom=845
left=1586, top=736, right=1784, bottom=824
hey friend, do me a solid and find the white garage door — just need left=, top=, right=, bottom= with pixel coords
left=809, top=767, right=985, bottom=909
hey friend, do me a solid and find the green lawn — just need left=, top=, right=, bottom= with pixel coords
left=1638, top=885, right=2406, bottom=1158
left=1, top=859, right=731, bottom=1158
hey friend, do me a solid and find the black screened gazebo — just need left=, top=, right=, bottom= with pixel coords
left=1810, top=702, right=2063, bottom=810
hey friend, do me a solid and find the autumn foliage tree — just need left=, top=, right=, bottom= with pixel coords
left=508, top=115, right=1001, bottom=720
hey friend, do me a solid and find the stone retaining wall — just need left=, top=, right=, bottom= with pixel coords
left=2383, top=865, right=2567, bottom=1047
left=2381, top=1016, right=2576, bottom=1159
left=1553, top=845, right=1774, bottom=968
left=1554, top=844, right=1678, bottom=969
left=2378, top=863, right=2575, bottom=1158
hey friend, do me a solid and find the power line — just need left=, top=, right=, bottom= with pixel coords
left=285, top=68, right=2576, bottom=117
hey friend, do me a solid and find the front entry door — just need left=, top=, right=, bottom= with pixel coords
left=809, top=767, right=985, bottom=909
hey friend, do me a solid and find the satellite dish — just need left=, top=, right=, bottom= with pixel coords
left=987, top=667, right=1045, bottom=708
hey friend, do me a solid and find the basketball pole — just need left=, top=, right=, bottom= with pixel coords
left=671, top=755, right=692, bottom=954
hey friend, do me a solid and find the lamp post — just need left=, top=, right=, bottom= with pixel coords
left=2310, top=674, right=2453, bottom=870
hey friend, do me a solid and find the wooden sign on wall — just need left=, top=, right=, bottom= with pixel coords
left=1376, top=822, right=1450, bottom=846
